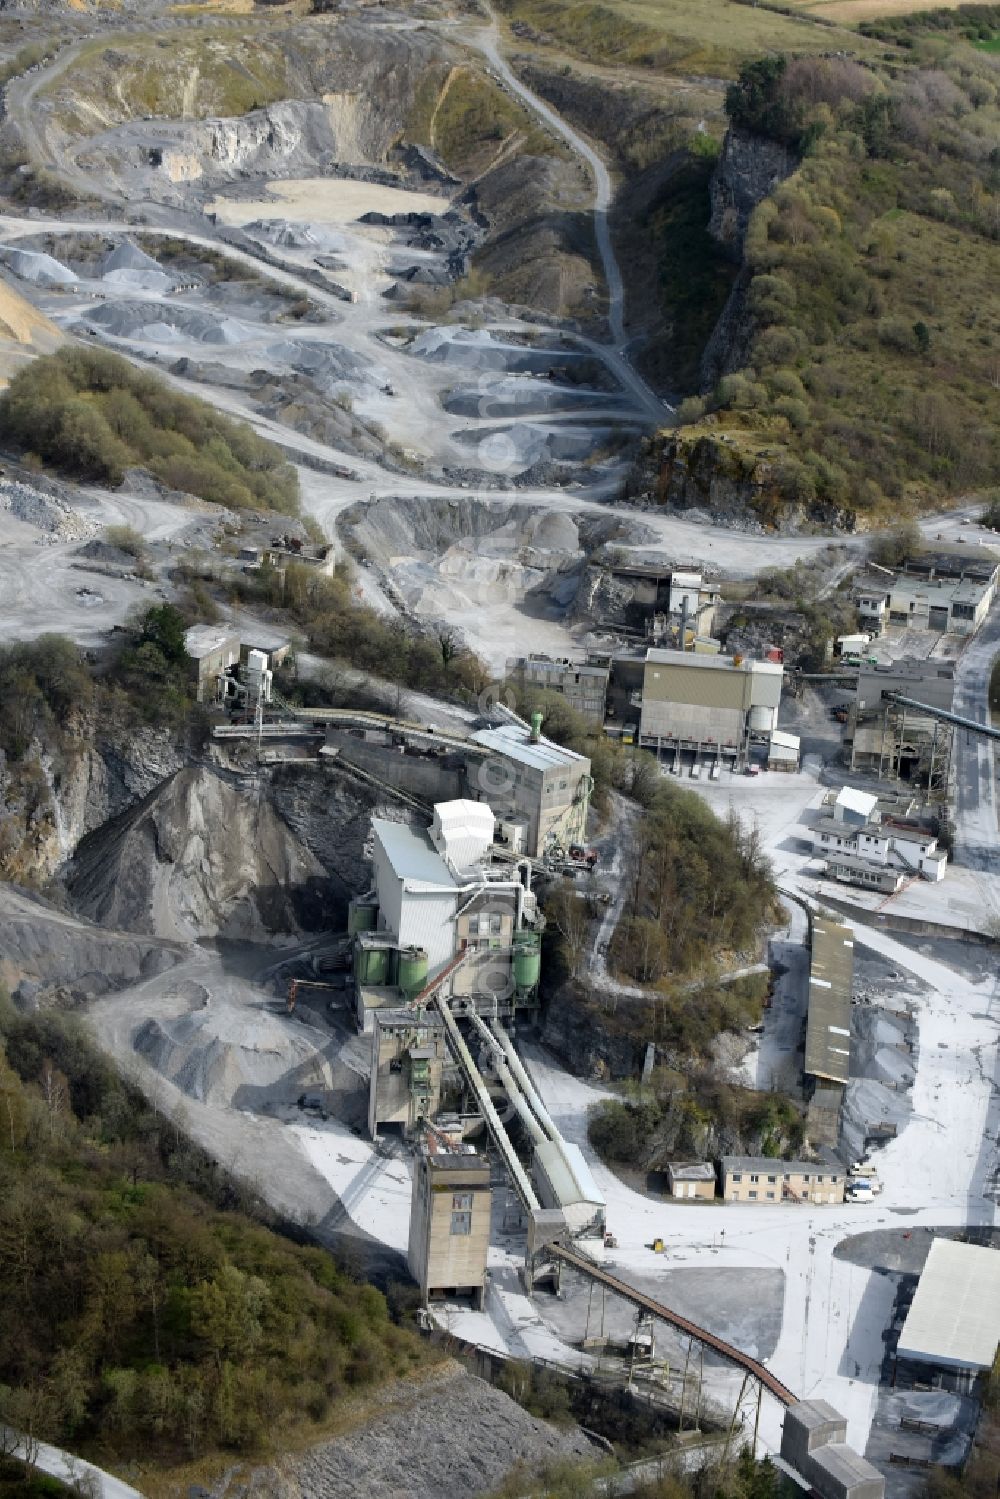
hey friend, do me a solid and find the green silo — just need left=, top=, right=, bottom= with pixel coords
left=397, top=947, right=429, bottom=1002
left=357, top=941, right=389, bottom=986
left=348, top=898, right=377, bottom=934
left=513, top=932, right=541, bottom=999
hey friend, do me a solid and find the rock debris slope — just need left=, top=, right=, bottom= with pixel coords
left=67, top=766, right=328, bottom=941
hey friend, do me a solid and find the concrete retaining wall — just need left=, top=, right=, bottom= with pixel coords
left=325, top=730, right=464, bottom=803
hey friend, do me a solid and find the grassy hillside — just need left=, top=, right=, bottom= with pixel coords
left=0, top=347, right=299, bottom=514
left=0, top=1001, right=430, bottom=1481
left=674, top=49, right=1000, bottom=521
left=497, top=0, right=878, bottom=76
left=47, top=30, right=289, bottom=138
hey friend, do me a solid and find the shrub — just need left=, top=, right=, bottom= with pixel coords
left=0, top=350, right=299, bottom=515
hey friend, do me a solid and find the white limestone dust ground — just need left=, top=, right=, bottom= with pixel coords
left=292, top=1121, right=413, bottom=1253
left=207, top=177, right=449, bottom=227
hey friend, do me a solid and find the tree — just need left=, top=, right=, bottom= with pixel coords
left=138, top=603, right=189, bottom=666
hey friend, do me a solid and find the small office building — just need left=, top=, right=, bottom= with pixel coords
left=666, top=1162, right=716, bottom=1200
left=720, top=1156, right=845, bottom=1205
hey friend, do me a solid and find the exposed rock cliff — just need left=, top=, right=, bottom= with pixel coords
left=707, top=127, right=797, bottom=263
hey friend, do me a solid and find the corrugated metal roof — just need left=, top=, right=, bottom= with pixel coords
left=898, top=1239, right=1000, bottom=1370
left=804, top=916, right=854, bottom=1085
left=770, top=731, right=800, bottom=751
left=470, top=724, right=588, bottom=773
left=372, top=819, right=456, bottom=889
left=534, top=1140, right=604, bottom=1209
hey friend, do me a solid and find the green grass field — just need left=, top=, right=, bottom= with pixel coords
left=499, top=0, right=880, bottom=75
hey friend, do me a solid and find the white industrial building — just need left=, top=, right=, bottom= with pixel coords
left=812, top=786, right=947, bottom=883
left=352, top=799, right=543, bottom=1031
left=896, top=1238, right=1000, bottom=1391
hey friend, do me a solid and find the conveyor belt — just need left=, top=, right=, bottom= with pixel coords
left=550, top=1244, right=797, bottom=1407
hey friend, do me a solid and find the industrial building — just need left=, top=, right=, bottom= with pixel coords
left=666, top=1162, right=716, bottom=1200
left=533, top=1139, right=605, bottom=1237
left=805, top=916, right=853, bottom=1089
left=812, top=786, right=948, bottom=882
left=855, top=550, right=998, bottom=638
left=508, top=656, right=610, bottom=725
left=720, top=1157, right=845, bottom=1205
left=368, top=1007, right=452, bottom=1136
left=846, top=659, right=955, bottom=786
left=407, top=1146, right=492, bottom=1308
left=469, top=717, right=592, bottom=858
left=638, top=648, right=783, bottom=763
left=351, top=799, right=543, bottom=1033
left=184, top=624, right=240, bottom=703
left=896, top=1239, right=1000, bottom=1393
left=768, top=730, right=801, bottom=771
left=780, top=1400, right=884, bottom=1499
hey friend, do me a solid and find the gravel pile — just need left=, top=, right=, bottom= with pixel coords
left=81, top=300, right=252, bottom=345
left=289, top=1363, right=594, bottom=1499
left=1, top=247, right=78, bottom=286
left=133, top=999, right=325, bottom=1107
left=0, top=479, right=96, bottom=542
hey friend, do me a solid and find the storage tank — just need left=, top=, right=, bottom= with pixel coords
left=749, top=704, right=776, bottom=733
left=356, top=941, right=389, bottom=986
left=348, top=898, right=378, bottom=934
left=397, top=946, right=429, bottom=1002
left=513, top=933, right=541, bottom=999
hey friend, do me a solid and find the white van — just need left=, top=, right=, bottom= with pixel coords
left=846, top=1179, right=874, bottom=1203
left=850, top=1162, right=882, bottom=1192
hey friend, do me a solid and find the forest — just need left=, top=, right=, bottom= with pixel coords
left=0, top=347, right=299, bottom=515
left=0, top=1001, right=429, bottom=1477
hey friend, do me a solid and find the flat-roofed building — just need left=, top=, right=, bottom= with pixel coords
left=468, top=720, right=591, bottom=857
left=805, top=917, right=854, bottom=1089
left=666, top=1161, right=716, bottom=1200
left=638, top=649, right=784, bottom=758
left=896, top=1238, right=1000, bottom=1390
left=886, top=573, right=995, bottom=635
left=824, top=852, right=905, bottom=895
left=184, top=624, right=240, bottom=703
left=408, top=1148, right=492, bottom=1308
left=720, top=1156, right=845, bottom=1205
left=510, top=657, right=610, bottom=725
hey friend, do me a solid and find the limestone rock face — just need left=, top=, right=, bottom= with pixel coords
left=708, top=127, right=798, bottom=262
